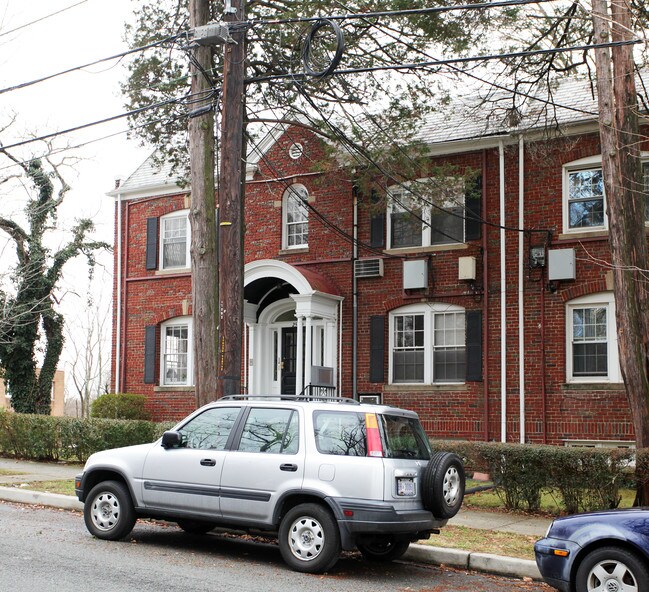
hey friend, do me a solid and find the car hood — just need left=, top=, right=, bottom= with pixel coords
left=548, top=507, right=649, bottom=546
left=84, top=441, right=159, bottom=476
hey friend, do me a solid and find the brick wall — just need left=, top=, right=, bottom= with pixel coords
left=112, top=123, right=646, bottom=443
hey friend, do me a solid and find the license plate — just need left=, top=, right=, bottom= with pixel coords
left=397, top=477, right=415, bottom=497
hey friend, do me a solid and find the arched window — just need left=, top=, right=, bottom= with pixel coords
left=282, top=184, right=309, bottom=249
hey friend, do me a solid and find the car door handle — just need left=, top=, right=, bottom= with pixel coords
left=200, top=458, right=216, bottom=467
left=280, top=463, right=298, bottom=472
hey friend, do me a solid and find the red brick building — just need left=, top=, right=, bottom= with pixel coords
left=110, top=78, right=647, bottom=445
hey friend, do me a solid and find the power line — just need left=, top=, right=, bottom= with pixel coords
left=0, top=33, right=186, bottom=96
left=0, top=89, right=217, bottom=152
left=247, top=39, right=641, bottom=84
left=247, top=0, right=558, bottom=26
left=0, top=1, right=88, bottom=39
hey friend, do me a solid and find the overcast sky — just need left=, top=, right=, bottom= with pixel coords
left=0, top=0, right=153, bottom=382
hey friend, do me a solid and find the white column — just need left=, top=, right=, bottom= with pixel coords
left=304, top=315, right=313, bottom=389
left=296, top=315, right=304, bottom=395
left=247, top=324, right=256, bottom=395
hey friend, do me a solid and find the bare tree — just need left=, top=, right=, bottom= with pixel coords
left=64, top=280, right=112, bottom=418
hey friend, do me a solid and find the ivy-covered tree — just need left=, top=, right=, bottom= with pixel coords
left=0, top=151, right=109, bottom=414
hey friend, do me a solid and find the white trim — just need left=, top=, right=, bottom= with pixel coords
left=282, top=184, right=309, bottom=250
left=386, top=177, right=465, bottom=249
left=499, top=141, right=507, bottom=443
left=160, top=316, right=194, bottom=387
left=159, top=210, right=190, bottom=271
left=518, top=137, right=525, bottom=444
left=388, top=302, right=466, bottom=386
left=565, top=292, right=621, bottom=384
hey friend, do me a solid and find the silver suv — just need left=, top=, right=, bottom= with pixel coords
left=75, top=395, right=465, bottom=573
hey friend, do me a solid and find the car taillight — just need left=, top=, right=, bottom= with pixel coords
left=365, top=413, right=383, bottom=457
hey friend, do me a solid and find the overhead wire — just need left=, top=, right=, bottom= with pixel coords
left=0, top=0, right=88, bottom=39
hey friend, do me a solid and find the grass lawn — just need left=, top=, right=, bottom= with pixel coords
left=0, top=479, right=76, bottom=496
left=464, top=481, right=636, bottom=515
left=420, top=525, right=537, bottom=560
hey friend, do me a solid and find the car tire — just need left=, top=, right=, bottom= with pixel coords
left=278, top=503, right=341, bottom=573
left=576, top=546, right=649, bottom=592
left=84, top=480, right=136, bottom=541
left=176, top=519, right=217, bottom=535
left=357, top=536, right=410, bottom=562
left=421, top=452, right=465, bottom=519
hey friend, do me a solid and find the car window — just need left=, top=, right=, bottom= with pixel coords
left=379, top=414, right=431, bottom=460
left=314, top=411, right=367, bottom=456
left=237, top=408, right=299, bottom=454
left=178, top=407, right=240, bottom=450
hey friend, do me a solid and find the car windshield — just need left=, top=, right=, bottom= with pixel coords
left=379, top=414, right=431, bottom=460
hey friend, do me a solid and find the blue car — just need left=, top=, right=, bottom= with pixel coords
left=535, top=508, right=649, bottom=592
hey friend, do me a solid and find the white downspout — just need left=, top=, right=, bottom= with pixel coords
left=115, top=191, right=122, bottom=393
left=499, top=141, right=507, bottom=443
left=518, top=137, right=526, bottom=444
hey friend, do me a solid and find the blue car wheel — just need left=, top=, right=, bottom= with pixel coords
left=576, top=546, right=649, bottom=592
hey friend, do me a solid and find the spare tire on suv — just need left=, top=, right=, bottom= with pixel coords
left=421, top=452, right=465, bottom=519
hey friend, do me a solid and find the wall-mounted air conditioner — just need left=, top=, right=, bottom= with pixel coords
left=311, top=366, right=335, bottom=387
left=354, top=258, right=384, bottom=278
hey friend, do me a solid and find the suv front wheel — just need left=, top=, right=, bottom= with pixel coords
left=84, top=480, right=136, bottom=540
left=278, top=503, right=341, bottom=573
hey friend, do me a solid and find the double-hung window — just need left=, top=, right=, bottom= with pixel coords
left=389, top=303, right=466, bottom=384
left=161, top=317, right=193, bottom=386
left=160, top=211, right=189, bottom=269
left=283, top=184, right=309, bottom=249
left=388, top=179, right=465, bottom=249
left=566, top=293, right=620, bottom=383
left=563, top=157, right=649, bottom=233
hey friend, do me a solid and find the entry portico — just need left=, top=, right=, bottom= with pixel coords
left=243, top=260, right=344, bottom=396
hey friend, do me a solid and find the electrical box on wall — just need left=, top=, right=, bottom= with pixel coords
left=458, top=256, right=477, bottom=280
left=548, top=248, right=576, bottom=281
left=403, top=259, right=428, bottom=289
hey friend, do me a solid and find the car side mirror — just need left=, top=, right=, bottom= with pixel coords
left=161, top=430, right=183, bottom=449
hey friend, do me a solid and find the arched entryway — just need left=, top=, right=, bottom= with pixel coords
left=243, top=260, right=343, bottom=396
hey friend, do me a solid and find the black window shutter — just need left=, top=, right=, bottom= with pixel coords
left=145, top=217, right=159, bottom=270
left=144, top=325, right=157, bottom=384
left=369, top=315, right=385, bottom=383
left=466, top=310, right=483, bottom=381
left=369, top=189, right=385, bottom=248
left=465, top=175, right=482, bottom=241
left=370, top=215, right=385, bottom=248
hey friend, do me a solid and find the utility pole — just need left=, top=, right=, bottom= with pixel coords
left=188, top=0, right=219, bottom=407
left=592, top=0, right=649, bottom=504
left=216, top=0, right=246, bottom=398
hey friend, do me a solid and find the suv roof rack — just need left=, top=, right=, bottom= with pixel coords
left=220, top=393, right=360, bottom=405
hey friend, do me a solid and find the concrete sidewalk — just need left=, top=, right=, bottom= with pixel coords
left=0, top=457, right=546, bottom=580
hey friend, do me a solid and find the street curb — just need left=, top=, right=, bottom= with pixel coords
left=0, top=486, right=83, bottom=511
left=405, top=543, right=541, bottom=580
left=0, top=488, right=541, bottom=580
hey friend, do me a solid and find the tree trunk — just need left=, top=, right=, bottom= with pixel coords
left=188, top=0, right=219, bottom=407
left=36, top=308, right=64, bottom=415
left=216, top=0, right=246, bottom=398
left=592, top=0, right=649, bottom=505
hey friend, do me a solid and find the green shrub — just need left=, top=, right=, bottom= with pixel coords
left=0, top=411, right=173, bottom=463
left=431, top=439, right=640, bottom=513
left=91, top=393, right=150, bottom=420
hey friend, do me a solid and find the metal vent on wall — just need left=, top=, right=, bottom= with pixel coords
left=354, top=258, right=384, bottom=278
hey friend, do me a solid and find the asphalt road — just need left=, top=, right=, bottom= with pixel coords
left=0, top=501, right=551, bottom=592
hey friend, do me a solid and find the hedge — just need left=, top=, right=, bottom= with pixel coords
left=431, top=440, right=642, bottom=514
left=91, top=393, right=151, bottom=420
left=0, top=410, right=173, bottom=463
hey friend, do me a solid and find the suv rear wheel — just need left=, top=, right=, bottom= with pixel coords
left=84, top=480, right=136, bottom=540
left=422, top=452, right=465, bottom=519
left=357, top=536, right=410, bottom=562
left=176, top=519, right=217, bottom=535
left=278, top=503, right=341, bottom=573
